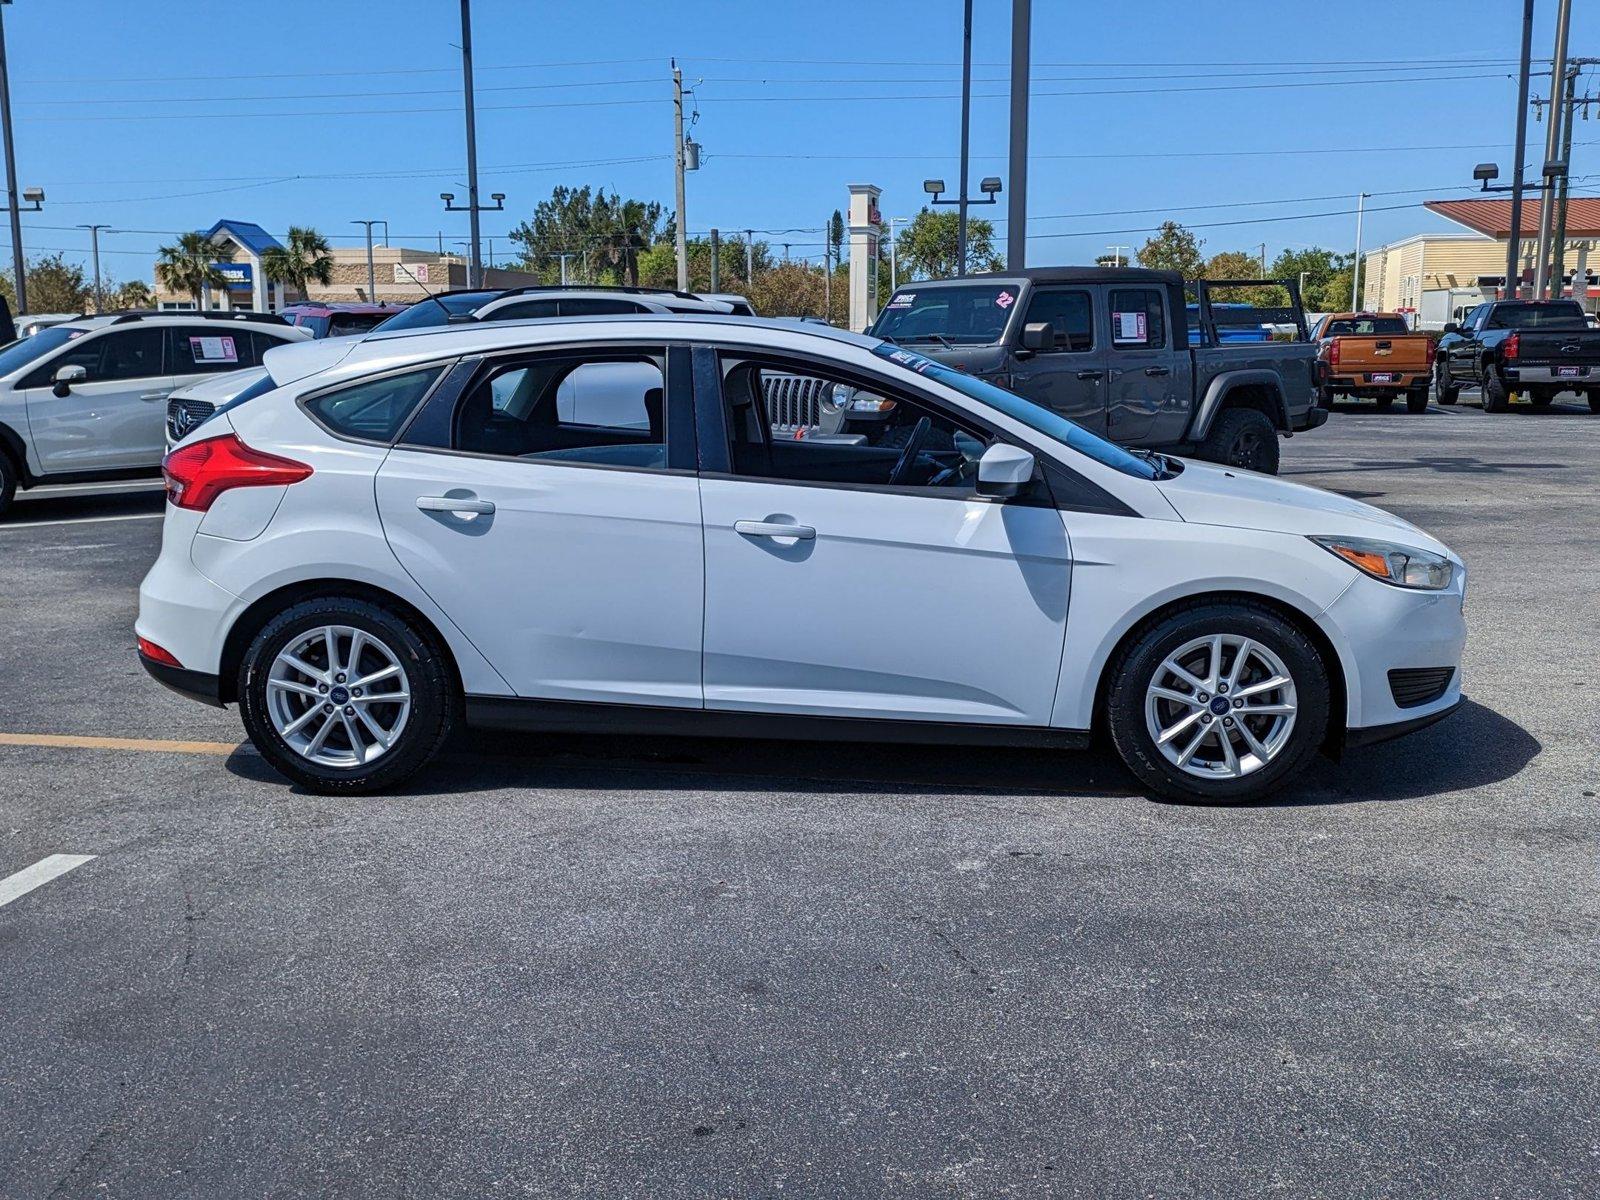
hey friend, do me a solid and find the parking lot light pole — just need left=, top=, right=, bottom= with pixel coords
left=1351, top=193, right=1369, bottom=310
left=1007, top=0, right=1031, bottom=270
left=0, top=0, right=29, bottom=314
left=957, top=0, right=973, bottom=275
left=1534, top=0, right=1574, bottom=299
left=1507, top=0, right=1535, bottom=299
left=352, top=220, right=383, bottom=301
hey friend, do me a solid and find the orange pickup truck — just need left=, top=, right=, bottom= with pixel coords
left=1310, top=312, right=1436, bottom=413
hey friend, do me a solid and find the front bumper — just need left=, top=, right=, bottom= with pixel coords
left=1343, top=697, right=1462, bottom=748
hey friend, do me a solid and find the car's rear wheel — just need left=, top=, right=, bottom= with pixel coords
left=1483, top=366, right=1512, bottom=412
left=1198, top=408, right=1279, bottom=474
left=1405, top=382, right=1430, bottom=413
left=239, top=597, right=456, bottom=794
left=1433, top=358, right=1460, bottom=405
left=1106, top=601, right=1331, bottom=804
left=0, top=451, right=16, bottom=518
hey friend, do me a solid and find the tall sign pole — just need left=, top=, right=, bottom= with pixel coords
left=1351, top=193, right=1368, bottom=310
left=1005, top=0, right=1031, bottom=270
left=1534, top=0, right=1573, bottom=299
left=673, top=61, right=688, bottom=291
left=0, top=0, right=27, bottom=314
left=1506, top=0, right=1535, bottom=299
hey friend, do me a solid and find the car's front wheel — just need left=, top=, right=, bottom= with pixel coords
left=1106, top=601, right=1331, bottom=803
left=238, top=597, right=456, bottom=794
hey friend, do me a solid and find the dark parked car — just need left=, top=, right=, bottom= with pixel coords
left=866, top=268, right=1326, bottom=474
left=1434, top=298, right=1600, bottom=412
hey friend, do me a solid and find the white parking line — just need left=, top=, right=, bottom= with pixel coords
left=0, top=854, right=96, bottom=909
left=0, top=512, right=163, bottom=531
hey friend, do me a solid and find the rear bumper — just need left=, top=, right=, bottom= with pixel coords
left=1293, top=406, right=1329, bottom=432
left=1504, top=365, right=1596, bottom=385
left=1328, top=373, right=1427, bottom=389
left=139, top=652, right=225, bottom=707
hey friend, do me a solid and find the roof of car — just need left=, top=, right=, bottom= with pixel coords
left=281, top=302, right=406, bottom=314
left=918, top=266, right=1184, bottom=287
left=54, top=312, right=313, bottom=339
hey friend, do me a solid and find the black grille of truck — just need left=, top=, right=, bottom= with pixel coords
left=1387, top=667, right=1455, bottom=709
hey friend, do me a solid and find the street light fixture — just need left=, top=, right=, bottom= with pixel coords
left=924, top=175, right=1002, bottom=277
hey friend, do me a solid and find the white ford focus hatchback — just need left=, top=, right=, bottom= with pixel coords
left=137, top=317, right=1466, bottom=802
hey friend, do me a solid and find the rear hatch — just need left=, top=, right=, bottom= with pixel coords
left=1508, top=329, right=1600, bottom=380
left=1327, top=334, right=1432, bottom=382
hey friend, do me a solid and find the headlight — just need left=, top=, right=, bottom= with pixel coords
left=1311, top=535, right=1454, bottom=590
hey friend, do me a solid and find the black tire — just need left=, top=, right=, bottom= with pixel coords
left=1374, top=394, right=1395, bottom=410
left=238, top=596, right=456, bottom=794
left=1405, top=382, right=1430, bottom=413
left=1105, top=600, right=1332, bottom=804
left=1198, top=408, right=1279, bottom=475
left=1483, top=366, right=1511, bottom=412
left=1589, top=390, right=1600, bottom=414
left=1434, top=358, right=1460, bottom=405
left=0, top=450, right=15, bottom=518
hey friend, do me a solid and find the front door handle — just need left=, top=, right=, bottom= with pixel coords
left=735, top=519, right=815, bottom=540
left=1076, top=370, right=1104, bottom=381
left=416, top=495, right=495, bottom=515
left=1144, top=366, right=1171, bottom=377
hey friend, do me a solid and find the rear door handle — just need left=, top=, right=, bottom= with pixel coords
left=416, top=495, right=496, bottom=515
left=1144, top=366, right=1171, bottom=377
left=1076, top=370, right=1104, bottom=381
left=735, top=520, right=815, bottom=540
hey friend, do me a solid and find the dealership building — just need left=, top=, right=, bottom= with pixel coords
left=152, top=219, right=541, bottom=311
left=1362, top=197, right=1600, bottom=327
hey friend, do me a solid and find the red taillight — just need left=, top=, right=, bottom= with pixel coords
left=1504, top=333, right=1519, bottom=360
left=137, top=636, right=182, bottom=668
left=1329, top=339, right=1341, bottom=369
left=163, top=433, right=312, bottom=512
left=1424, top=339, right=1436, bottom=367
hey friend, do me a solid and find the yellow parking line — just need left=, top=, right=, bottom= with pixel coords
left=0, top=732, right=239, bottom=756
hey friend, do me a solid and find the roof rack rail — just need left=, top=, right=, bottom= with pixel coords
left=106, top=309, right=290, bottom=326
left=491, top=283, right=706, bottom=302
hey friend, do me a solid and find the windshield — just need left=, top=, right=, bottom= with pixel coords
left=0, top=325, right=85, bottom=377
left=871, top=343, right=1159, bottom=480
left=871, top=284, right=1020, bottom=345
left=1488, top=302, right=1589, bottom=330
left=370, top=292, right=496, bottom=333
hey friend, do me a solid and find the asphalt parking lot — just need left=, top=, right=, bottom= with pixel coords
left=1, top=394, right=1595, bottom=1198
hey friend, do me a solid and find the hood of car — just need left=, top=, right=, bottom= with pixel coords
left=1156, top=458, right=1452, bottom=555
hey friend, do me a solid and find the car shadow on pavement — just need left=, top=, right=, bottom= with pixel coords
left=7, top=485, right=164, bottom=522
left=223, top=698, right=1536, bottom=809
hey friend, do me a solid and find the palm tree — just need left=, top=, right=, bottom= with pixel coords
left=261, top=226, right=334, bottom=297
left=155, top=232, right=231, bottom=307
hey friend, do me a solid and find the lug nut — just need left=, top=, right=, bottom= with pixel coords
left=352, top=687, right=363, bottom=697
left=317, top=683, right=328, bottom=694
left=1218, top=683, right=1228, bottom=694
left=1197, top=692, right=1209, bottom=703
left=1234, top=698, right=1244, bottom=708
left=323, top=703, right=334, bottom=713
left=1201, top=714, right=1212, bottom=724
left=344, top=706, right=355, bottom=716
left=335, top=673, right=347, bottom=683
left=1223, top=717, right=1235, bottom=728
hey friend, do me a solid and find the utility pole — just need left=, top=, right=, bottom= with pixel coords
left=1507, top=0, right=1535, bottom=300
left=1105, top=244, right=1129, bottom=267
left=709, top=228, right=720, bottom=292
left=557, top=252, right=575, bottom=285
left=744, top=228, right=754, bottom=287
left=0, top=0, right=27, bottom=314
left=956, top=0, right=973, bottom=275
left=672, top=60, right=689, bottom=290
left=1534, top=0, right=1574, bottom=299
left=889, top=218, right=903, bottom=290
left=78, top=223, right=110, bottom=312
left=1551, top=64, right=1579, bottom=294
left=823, top=234, right=832, bottom=324
left=352, top=219, right=382, bottom=301
left=1006, top=0, right=1031, bottom=270
left=1351, top=194, right=1368, bottom=310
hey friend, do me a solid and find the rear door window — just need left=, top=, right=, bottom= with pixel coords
left=1108, top=288, right=1167, bottom=349
left=168, top=327, right=258, bottom=374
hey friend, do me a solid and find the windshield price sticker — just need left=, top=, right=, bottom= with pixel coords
left=887, top=293, right=915, bottom=309
left=1113, top=311, right=1147, bottom=342
left=995, top=291, right=1015, bottom=309
left=190, top=335, right=238, bottom=363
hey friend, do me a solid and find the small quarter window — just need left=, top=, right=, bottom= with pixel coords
left=303, top=366, right=443, bottom=442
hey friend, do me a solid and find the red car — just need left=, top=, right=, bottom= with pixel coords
left=278, top=302, right=406, bottom=339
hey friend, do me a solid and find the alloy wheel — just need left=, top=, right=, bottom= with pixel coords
left=265, top=625, right=412, bottom=768
left=1144, top=634, right=1298, bottom=780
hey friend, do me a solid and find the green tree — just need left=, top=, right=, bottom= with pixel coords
left=261, top=226, right=334, bottom=295
left=637, top=234, right=772, bottom=293
left=829, top=210, right=845, bottom=264
left=1271, top=246, right=1358, bottom=312
left=156, top=232, right=232, bottom=306
left=110, top=279, right=154, bottom=310
left=1136, top=221, right=1205, bottom=279
left=509, top=185, right=666, bottom=286
left=0, top=253, right=93, bottom=313
left=893, top=207, right=1004, bottom=280
left=1202, top=251, right=1282, bottom=306
left=751, top=261, right=828, bottom=318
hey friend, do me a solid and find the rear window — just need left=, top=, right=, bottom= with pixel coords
left=1324, top=316, right=1409, bottom=336
left=328, top=313, right=391, bottom=337
left=302, top=366, right=443, bottom=442
left=1487, top=302, right=1589, bottom=330
left=371, top=293, right=497, bottom=332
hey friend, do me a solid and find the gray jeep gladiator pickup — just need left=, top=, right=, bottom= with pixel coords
left=862, top=267, right=1326, bottom=474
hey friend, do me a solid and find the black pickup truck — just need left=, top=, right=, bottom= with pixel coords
left=864, top=267, right=1326, bottom=474
left=1435, top=298, right=1600, bottom=413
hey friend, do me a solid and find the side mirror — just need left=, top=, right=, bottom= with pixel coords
left=52, top=363, right=87, bottom=396
left=1442, top=322, right=1460, bottom=336
left=1021, top=321, right=1054, bottom=352
left=976, top=442, right=1036, bottom=498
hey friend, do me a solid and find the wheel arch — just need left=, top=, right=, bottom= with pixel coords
left=1088, top=588, right=1349, bottom=752
left=1191, top=371, right=1290, bottom=439
left=217, top=578, right=465, bottom=706
left=0, top=420, right=29, bottom=484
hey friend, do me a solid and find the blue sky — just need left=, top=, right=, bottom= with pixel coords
left=4, top=0, right=1598, bottom=287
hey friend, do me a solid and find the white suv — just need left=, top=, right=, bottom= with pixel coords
left=138, top=316, right=1466, bottom=803
left=0, top=312, right=310, bottom=516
